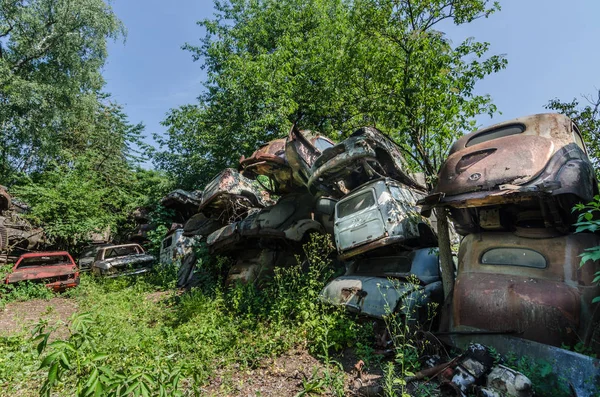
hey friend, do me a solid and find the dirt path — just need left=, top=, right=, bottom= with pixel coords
left=0, top=297, right=78, bottom=339
left=201, top=348, right=384, bottom=396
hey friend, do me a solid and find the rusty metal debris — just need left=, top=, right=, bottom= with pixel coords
left=0, top=188, right=46, bottom=261
left=160, top=189, right=202, bottom=221
left=239, top=138, right=295, bottom=194
left=198, top=168, right=273, bottom=224
left=285, top=125, right=335, bottom=190
left=309, top=126, right=424, bottom=197
left=4, top=251, right=80, bottom=292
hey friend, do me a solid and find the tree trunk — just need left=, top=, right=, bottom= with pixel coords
left=435, top=207, right=455, bottom=301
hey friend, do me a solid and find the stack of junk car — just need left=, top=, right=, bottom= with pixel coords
left=420, top=113, right=600, bottom=396
left=159, top=167, right=276, bottom=287
left=0, top=186, right=47, bottom=264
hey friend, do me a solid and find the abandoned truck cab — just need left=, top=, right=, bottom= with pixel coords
left=334, top=178, right=436, bottom=260
left=451, top=232, right=600, bottom=352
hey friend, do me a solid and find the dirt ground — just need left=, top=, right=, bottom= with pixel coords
left=0, top=297, right=77, bottom=339
left=200, top=348, right=384, bottom=396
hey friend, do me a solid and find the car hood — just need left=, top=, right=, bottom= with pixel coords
left=7, top=265, right=77, bottom=283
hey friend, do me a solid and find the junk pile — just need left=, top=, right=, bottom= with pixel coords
left=421, top=113, right=600, bottom=396
left=158, top=114, right=600, bottom=395
left=0, top=186, right=46, bottom=264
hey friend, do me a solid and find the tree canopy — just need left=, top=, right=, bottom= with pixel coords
left=155, top=0, right=506, bottom=189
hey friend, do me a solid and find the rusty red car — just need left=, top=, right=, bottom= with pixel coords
left=5, top=251, right=79, bottom=292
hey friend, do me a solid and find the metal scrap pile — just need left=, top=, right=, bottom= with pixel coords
left=422, top=113, right=600, bottom=396
left=0, top=186, right=46, bottom=264
left=159, top=114, right=600, bottom=395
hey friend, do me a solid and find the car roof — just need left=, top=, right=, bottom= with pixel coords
left=18, top=251, right=72, bottom=259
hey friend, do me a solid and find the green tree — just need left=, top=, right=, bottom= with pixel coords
left=157, top=0, right=507, bottom=296
left=0, top=0, right=124, bottom=178
left=546, top=89, right=600, bottom=170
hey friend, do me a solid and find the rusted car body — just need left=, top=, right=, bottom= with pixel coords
left=421, top=113, right=597, bottom=234
left=309, top=127, right=424, bottom=197
left=239, top=138, right=296, bottom=194
left=451, top=231, right=600, bottom=351
left=182, top=213, right=223, bottom=238
left=207, top=192, right=323, bottom=254
left=333, top=178, right=436, bottom=260
left=321, top=248, right=443, bottom=321
left=5, top=251, right=79, bottom=292
left=0, top=186, right=10, bottom=213
left=198, top=168, right=273, bottom=223
left=225, top=248, right=298, bottom=286
left=285, top=126, right=335, bottom=189
left=78, top=243, right=111, bottom=271
left=160, top=189, right=202, bottom=220
left=90, top=243, right=155, bottom=277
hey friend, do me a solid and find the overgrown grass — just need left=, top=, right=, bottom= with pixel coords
left=0, top=235, right=365, bottom=396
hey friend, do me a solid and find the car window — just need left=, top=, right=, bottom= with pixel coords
left=337, top=190, right=376, bottom=219
left=389, top=185, right=414, bottom=203
left=162, top=237, right=172, bottom=249
left=466, top=124, right=525, bottom=147
left=314, top=138, right=333, bottom=152
left=480, top=248, right=546, bottom=269
left=104, top=246, right=140, bottom=259
left=18, top=255, right=71, bottom=268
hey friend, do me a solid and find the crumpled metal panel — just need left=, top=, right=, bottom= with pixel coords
left=285, top=126, right=334, bottom=188
left=182, top=213, right=223, bottom=237
left=207, top=192, right=321, bottom=253
left=452, top=232, right=600, bottom=350
left=309, top=127, right=424, bottom=198
left=160, top=189, right=202, bottom=219
left=198, top=168, right=273, bottom=223
left=239, top=138, right=297, bottom=194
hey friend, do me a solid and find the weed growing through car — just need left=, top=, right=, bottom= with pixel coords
left=379, top=274, right=439, bottom=397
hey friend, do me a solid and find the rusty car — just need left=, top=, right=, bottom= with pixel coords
left=420, top=113, right=598, bottom=235
left=239, top=138, right=296, bottom=194
left=5, top=251, right=79, bottom=292
left=207, top=192, right=324, bottom=254
left=333, top=178, right=437, bottom=260
left=90, top=243, right=155, bottom=277
left=198, top=168, right=273, bottom=223
left=285, top=125, right=335, bottom=190
left=77, top=243, right=111, bottom=271
left=321, top=248, right=443, bottom=322
left=160, top=189, right=202, bottom=221
left=308, top=126, right=424, bottom=197
left=450, top=231, right=600, bottom=352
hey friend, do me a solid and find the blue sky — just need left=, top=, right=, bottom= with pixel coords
left=102, top=0, right=600, bottom=163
